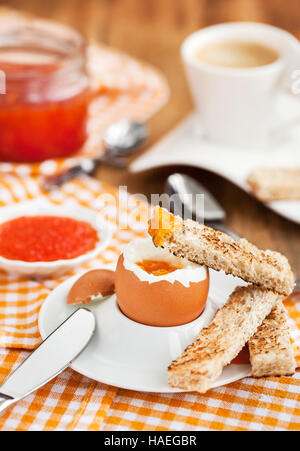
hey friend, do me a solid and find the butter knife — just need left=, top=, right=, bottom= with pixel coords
left=0, top=309, right=95, bottom=414
left=165, top=173, right=240, bottom=240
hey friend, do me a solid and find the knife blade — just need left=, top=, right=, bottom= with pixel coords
left=166, top=173, right=226, bottom=222
left=0, top=308, right=95, bottom=413
left=165, top=173, right=240, bottom=241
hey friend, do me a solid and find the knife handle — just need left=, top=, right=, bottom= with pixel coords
left=0, top=393, right=16, bottom=414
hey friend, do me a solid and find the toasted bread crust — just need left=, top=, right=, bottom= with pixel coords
left=247, top=168, right=300, bottom=201
left=249, top=301, right=296, bottom=377
left=149, top=207, right=294, bottom=296
left=168, top=286, right=280, bottom=393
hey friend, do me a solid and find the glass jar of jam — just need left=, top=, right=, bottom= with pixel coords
left=0, top=17, right=90, bottom=162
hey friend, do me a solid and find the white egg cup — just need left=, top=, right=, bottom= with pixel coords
left=39, top=268, right=251, bottom=393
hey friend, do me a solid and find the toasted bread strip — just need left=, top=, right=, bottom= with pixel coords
left=249, top=301, right=296, bottom=377
left=168, top=286, right=280, bottom=393
left=149, top=207, right=294, bottom=296
left=247, top=168, right=300, bottom=201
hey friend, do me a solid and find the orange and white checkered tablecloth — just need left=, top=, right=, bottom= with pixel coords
left=0, top=174, right=299, bottom=431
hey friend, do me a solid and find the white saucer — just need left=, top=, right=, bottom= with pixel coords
left=38, top=269, right=251, bottom=393
left=131, top=92, right=300, bottom=224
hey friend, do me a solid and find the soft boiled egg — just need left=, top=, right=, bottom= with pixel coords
left=115, top=238, right=209, bottom=327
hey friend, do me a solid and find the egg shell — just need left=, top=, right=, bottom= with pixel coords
left=115, top=255, right=209, bottom=327
left=67, top=269, right=115, bottom=305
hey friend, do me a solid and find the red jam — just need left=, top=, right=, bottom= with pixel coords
left=0, top=61, right=90, bottom=162
left=0, top=16, right=90, bottom=162
left=0, top=216, right=98, bottom=262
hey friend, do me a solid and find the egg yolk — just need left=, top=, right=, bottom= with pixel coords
left=136, top=259, right=183, bottom=276
left=148, top=206, right=183, bottom=247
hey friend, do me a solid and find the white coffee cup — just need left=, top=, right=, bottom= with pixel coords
left=181, top=22, right=300, bottom=148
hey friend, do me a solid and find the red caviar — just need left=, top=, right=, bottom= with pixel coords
left=0, top=216, right=98, bottom=262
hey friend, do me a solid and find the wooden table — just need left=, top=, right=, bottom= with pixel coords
left=2, top=0, right=299, bottom=275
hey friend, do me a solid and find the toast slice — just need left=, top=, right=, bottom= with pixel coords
left=249, top=301, right=296, bottom=377
left=149, top=207, right=294, bottom=296
left=168, top=286, right=279, bottom=393
left=247, top=167, right=300, bottom=201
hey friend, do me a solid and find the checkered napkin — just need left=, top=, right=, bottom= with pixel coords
left=0, top=175, right=299, bottom=431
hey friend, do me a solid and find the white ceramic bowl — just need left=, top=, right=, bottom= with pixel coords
left=0, top=200, right=112, bottom=277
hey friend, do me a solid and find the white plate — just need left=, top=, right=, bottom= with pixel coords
left=130, top=92, right=300, bottom=224
left=0, top=200, right=112, bottom=277
left=38, top=269, right=251, bottom=393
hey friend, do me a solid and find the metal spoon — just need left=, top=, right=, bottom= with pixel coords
left=42, top=119, right=148, bottom=191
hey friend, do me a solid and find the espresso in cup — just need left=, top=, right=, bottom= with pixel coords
left=194, top=41, right=279, bottom=68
